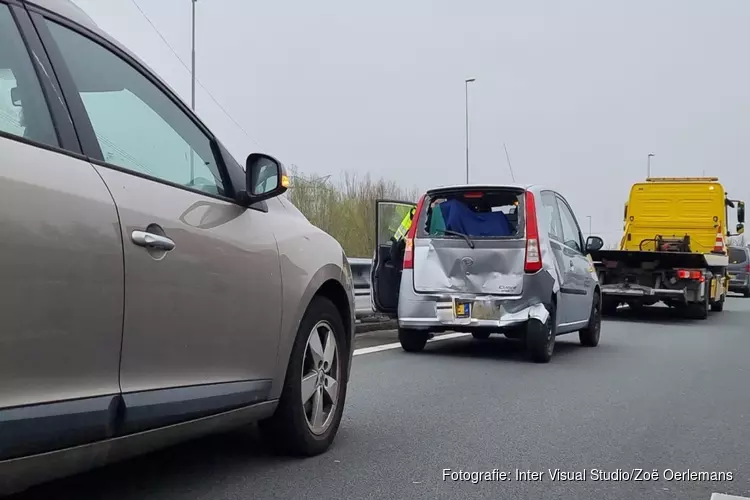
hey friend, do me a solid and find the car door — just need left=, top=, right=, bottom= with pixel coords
left=538, top=190, right=573, bottom=327
left=371, top=199, right=417, bottom=316
left=39, top=15, right=282, bottom=430
left=555, top=193, right=594, bottom=325
left=0, top=3, right=123, bottom=458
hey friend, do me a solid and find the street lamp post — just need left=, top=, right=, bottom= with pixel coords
left=647, top=153, right=655, bottom=178
left=464, top=78, right=475, bottom=184
left=191, top=0, right=197, bottom=111
left=190, top=0, right=197, bottom=181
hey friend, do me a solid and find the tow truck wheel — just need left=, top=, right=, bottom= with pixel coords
left=687, top=286, right=710, bottom=320
left=711, top=293, right=725, bottom=312
left=398, top=328, right=428, bottom=352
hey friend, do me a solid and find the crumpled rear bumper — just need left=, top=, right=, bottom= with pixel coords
left=397, top=269, right=556, bottom=330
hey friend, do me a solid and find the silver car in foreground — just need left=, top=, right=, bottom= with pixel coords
left=371, top=184, right=604, bottom=363
left=0, top=0, right=354, bottom=494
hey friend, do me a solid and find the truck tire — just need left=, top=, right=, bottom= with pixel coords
left=602, top=297, right=618, bottom=316
left=526, top=302, right=556, bottom=363
left=687, top=287, right=710, bottom=320
left=399, top=328, right=428, bottom=352
left=579, top=293, right=602, bottom=347
left=710, top=293, right=725, bottom=312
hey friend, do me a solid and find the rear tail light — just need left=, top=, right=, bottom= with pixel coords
left=403, top=195, right=426, bottom=270
left=676, top=269, right=704, bottom=282
left=524, top=191, right=542, bottom=273
left=745, top=264, right=750, bottom=272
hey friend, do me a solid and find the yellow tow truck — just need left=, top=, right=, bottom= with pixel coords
left=590, top=177, right=746, bottom=319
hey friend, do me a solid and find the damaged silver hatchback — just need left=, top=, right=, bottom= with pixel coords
left=370, top=185, right=605, bottom=363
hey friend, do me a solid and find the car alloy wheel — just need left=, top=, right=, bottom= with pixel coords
left=301, top=320, right=340, bottom=436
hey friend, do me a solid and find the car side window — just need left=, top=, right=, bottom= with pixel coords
left=45, top=20, right=225, bottom=197
left=540, top=191, right=563, bottom=242
left=0, top=5, right=58, bottom=148
left=556, top=195, right=583, bottom=253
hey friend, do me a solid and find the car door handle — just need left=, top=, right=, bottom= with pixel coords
left=131, top=230, right=176, bottom=251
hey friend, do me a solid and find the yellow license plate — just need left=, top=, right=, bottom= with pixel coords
left=454, top=301, right=471, bottom=319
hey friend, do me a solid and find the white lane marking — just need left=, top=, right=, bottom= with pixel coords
left=353, top=332, right=471, bottom=356
left=711, top=494, right=750, bottom=500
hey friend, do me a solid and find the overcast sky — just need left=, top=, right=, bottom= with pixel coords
left=72, top=0, right=750, bottom=243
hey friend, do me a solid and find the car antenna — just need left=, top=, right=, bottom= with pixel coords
left=503, top=143, right=516, bottom=182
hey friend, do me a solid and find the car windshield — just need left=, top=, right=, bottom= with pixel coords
left=729, top=247, right=747, bottom=264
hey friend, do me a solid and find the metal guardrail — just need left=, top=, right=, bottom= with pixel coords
left=347, top=257, right=374, bottom=318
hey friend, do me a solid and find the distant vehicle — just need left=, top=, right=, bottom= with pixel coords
left=370, top=184, right=604, bottom=363
left=590, top=177, right=746, bottom=318
left=728, top=246, right=750, bottom=297
left=0, top=0, right=354, bottom=494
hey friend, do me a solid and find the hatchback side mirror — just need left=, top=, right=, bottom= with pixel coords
left=242, top=153, right=289, bottom=204
left=585, top=235, right=604, bottom=253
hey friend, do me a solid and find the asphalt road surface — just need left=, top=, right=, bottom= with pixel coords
left=11, top=296, right=750, bottom=500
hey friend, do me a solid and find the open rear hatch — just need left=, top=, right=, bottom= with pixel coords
left=411, top=186, right=527, bottom=295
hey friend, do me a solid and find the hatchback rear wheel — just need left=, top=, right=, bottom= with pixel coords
left=471, top=331, right=491, bottom=340
left=399, top=328, right=428, bottom=352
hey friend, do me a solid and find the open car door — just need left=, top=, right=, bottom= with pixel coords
left=370, top=199, right=417, bottom=316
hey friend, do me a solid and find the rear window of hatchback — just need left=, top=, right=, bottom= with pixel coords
left=415, top=187, right=526, bottom=240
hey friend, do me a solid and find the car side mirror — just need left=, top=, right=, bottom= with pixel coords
left=585, top=235, right=604, bottom=252
left=242, top=153, right=289, bottom=204
left=738, top=201, right=745, bottom=224
left=737, top=223, right=745, bottom=235
left=10, top=87, right=21, bottom=106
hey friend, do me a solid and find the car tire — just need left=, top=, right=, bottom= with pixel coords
left=399, top=328, right=428, bottom=352
left=472, top=331, right=491, bottom=340
left=259, top=296, right=348, bottom=457
left=744, top=288, right=750, bottom=298
left=525, top=301, right=556, bottom=363
left=602, top=297, right=618, bottom=316
left=710, top=293, right=725, bottom=312
left=579, top=293, right=602, bottom=347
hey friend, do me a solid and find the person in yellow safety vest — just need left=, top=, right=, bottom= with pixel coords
left=389, top=207, right=417, bottom=269
left=392, top=207, right=417, bottom=242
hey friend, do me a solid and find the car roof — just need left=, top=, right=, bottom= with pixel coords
left=424, top=183, right=556, bottom=195
left=24, top=0, right=185, bottom=107
left=426, top=183, right=531, bottom=193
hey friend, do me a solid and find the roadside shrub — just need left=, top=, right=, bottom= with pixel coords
left=286, top=166, right=418, bottom=257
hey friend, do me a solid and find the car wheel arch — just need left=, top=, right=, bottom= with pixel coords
left=270, top=263, right=353, bottom=400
